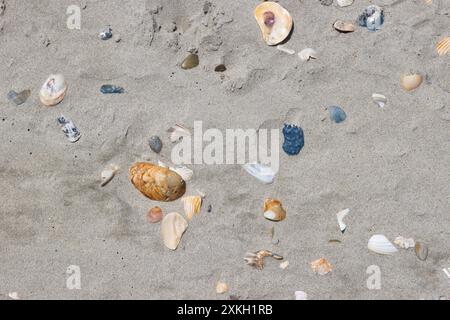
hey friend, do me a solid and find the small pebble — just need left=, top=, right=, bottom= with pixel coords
left=147, top=207, right=163, bottom=223
left=181, top=53, right=199, bottom=70
left=148, top=136, right=163, bottom=153
left=214, top=64, right=226, bottom=72
left=100, top=85, right=124, bottom=94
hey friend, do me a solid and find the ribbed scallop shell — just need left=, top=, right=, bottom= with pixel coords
left=254, top=2, right=293, bottom=46
left=182, top=195, right=202, bottom=220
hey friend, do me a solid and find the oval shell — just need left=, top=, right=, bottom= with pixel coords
left=39, top=74, right=68, bottom=106
left=333, top=20, right=355, bottom=33
left=368, top=234, right=398, bottom=255
left=181, top=53, right=199, bottom=70
left=401, top=74, right=423, bottom=91
left=263, top=198, right=286, bottom=222
left=254, top=2, right=293, bottom=46
left=161, top=212, right=188, bottom=250
left=415, top=242, right=428, bottom=261
left=147, top=206, right=163, bottom=223
left=129, top=163, right=186, bottom=202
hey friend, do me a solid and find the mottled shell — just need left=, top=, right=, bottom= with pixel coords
left=254, top=2, right=293, bottom=46
left=39, top=74, right=68, bottom=106
left=263, top=198, right=286, bottom=222
left=129, top=163, right=186, bottom=202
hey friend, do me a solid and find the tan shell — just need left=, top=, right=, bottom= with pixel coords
left=333, top=20, right=355, bottom=33
left=182, top=195, right=202, bottom=220
left=401, top=74, right=423, bottom=91
left=263, top=198, right=286, bottom=222
left=129, top=163, right=186, bottom=202
left=436, top=37, right=450, bottom=56
left=39, top=74, right=68, bottom=106
left=161, top=212, right=188, bottom=250
left=310, top=258, right=333, bottom=275
left=216, top=281, right=229, bottom=294
left=254, top=2, right=293, bottom=46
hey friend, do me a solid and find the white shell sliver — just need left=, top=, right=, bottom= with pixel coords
left=368, top=234, right=398, bottom=255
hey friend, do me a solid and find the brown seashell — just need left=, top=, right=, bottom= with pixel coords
left=263, top=198, right=286, bottom=221
left=129, top=163, right=186, bottom=202
left=436, top=37, right=450, bottom=56
left=310, top=258, right=333, bottom=275
left=401, top=74, right=423, bottom=91
left=147, top=206, right=163, bottom=223
left=244, top=250, right=283, bottom=270
left=333, top=20, right=355, bottom=33
left=254, top=2, right=293, bottom=46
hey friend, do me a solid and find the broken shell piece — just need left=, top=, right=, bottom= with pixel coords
left=100, top=164, right=119, bottom=187
left=57, top=115, right=81, bottom=143
left=39, top=74, right=67, bottom=106
left=295, top=291, right=308, bottom=300
left=415, top=242, right=428, bottom=261
left=161, top=212, right=188, bottom=250
left=337, top=0, right=354, bottom=7
left=147, top=206, right=163, bottom=223
left=263, top=198, right=286, bottom=222
left=181, top=53, right=199, bottom=70
left=358, top=5, right=384, bottom=31
left=243, top=163, right=276, bottom=184
left=368, top=234, right=398, bottom=255
left=372, top=93, right=387, bottom=108
left=99, top=27, right=112, bottom=40
left=254, top=2, right=293, bottom=46
left=170, top=166, right=193, bottom=182
left=182, top=195, right=202, bottom=220
left=401, top=74, right=423, bottom=91
left=279, top=261, right=289, bottom=269
left=167, top=124, right=191, bottom=143
left=277, top=44, right=295, bottom=55
left=333, top=20, right=355, bottom=33
left=436, top=37, right=450, bottom=56
left=216, top=281, right=229, bottom=294
left=310, top=258, right=333, bottom=275
left=148, top=136, right=163, bottom=154
left=100, top=84, right=124, bottom=94
left=7, top=89, right=31, bottom=105
left=336, top=208, right=350, bottom=233
left=298, top=48, right=318, bottom=61
left=394, top=236, right=415, bottom=249
left=245, top=250, right=283, bottom=270
left=129, top=163, right=186, bottom=202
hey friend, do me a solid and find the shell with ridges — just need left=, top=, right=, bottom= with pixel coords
left=182, top=195, right=202, bottom=220
left=39, top=74, right=68, bottom=106
left=254, top=2, right=293, bottom=46
left=368, top=234, right=398, bottom=255
left=436, top=37, right=450, bottom=56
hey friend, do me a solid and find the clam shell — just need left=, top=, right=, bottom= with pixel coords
left=171, top=166, right=193, bottom=182
left=129, top=163, right=186, bottom=202
left=254, top=2, right=293, bottom=46
left=401, top=74, right=423, bottom=91
left=333, top=20, right=355, bottom=33
left=415, top=242, right=428, bottom=261
left=310, top=258, right=333, bottom=275
left=368, top=234, right=398, bottom=255
left=394, top=236, right=415, bottom=249
left=216, top=281, right=229, bottom=294
left=298, top=48, right=318, bottom=61
left=336, top=208, right=349, bottom=233
left=372, top=93, right=387, bottom=108
left=161, top=212, right=188, bottom=250
left=100, top=164, right=119, bottom=187
left=182, top=195, right=202, bottom=220
left=147, top=206, right=163, bottom=223
left=263, top=198, right=286, bottom=222
left=436, top=37, right=450, bottom=56
left=39, top=74, right=67, bottom=106
left=243, top=163, right=276, bottom=184
left=337, top=0, right=354, bottom=7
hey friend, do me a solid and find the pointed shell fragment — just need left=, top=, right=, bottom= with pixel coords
left=161, top=212, right=188, bottom=250
left=310, top=258, right=333, bottom=275
left=436, top=37, right=450, bottom=56
left=100, top=164, right=119, bottom=187
left=39, top=74, right=68, bottom=106
left=129, top=163, right=186, bottom=202
left=254, top=2, right=293, bottom=46
left=368, top=234, right=398, bottom=255
left=182, top=195, right=202, bottom=220
left=336, top=208, right=350, bottom=233
left=298, top=48, right=318, bottom=61
left=401, top=73, right=423, bottom=91
left=263, top=198, right=286, bottom=222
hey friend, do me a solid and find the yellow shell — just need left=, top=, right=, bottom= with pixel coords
left=129, top=163, right=186, bottom=202
left=254, top=2, right=293, bottom=46
left=436, top=37, right=450, bottom=56
left=263, top=198, right=286, bottom=222
left=182, top=195, right=202, bottom=220
left=401, top=74, right=423, bottom=91
left=39, top=74, right=68, bottom=106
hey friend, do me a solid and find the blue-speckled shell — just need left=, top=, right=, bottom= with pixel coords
left=329, top=106, right=347, bottom=123
left=358, top=5, right=384, bottom=31
left=282, top=124, right=304, bottom=156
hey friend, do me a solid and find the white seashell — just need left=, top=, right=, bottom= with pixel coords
left=337, top=0, right=354, bottom=7
left=279, top=260, right=289, bottom=269
left=100, top=164, right=119, bottom=187
left=277, top=45, right=295, bottom=55
left=170, top=166, right=193, bottom=182
left=368, top=234, right=398, bottom=255
left=298, top=48, right=318, bottom=61
left=336, top=208, right=350, bottom=233
left=243, top=163, right=276, bottom=184
left=8, top=292, right=20, bottom=300
left=161, top=212, right=188, bottom=250
left=372, top=93, right=387, bottom=108
left=39, top=74, right=68, bottom=106
left=295, top=291, right=308, bottom=300
left=167, top=124, right=191, bottom=143
left=394, top=236, right=415, bottom=249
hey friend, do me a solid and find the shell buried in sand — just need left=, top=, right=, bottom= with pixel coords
left=254, top=2, right=293, bottom=46
left=39, top=74, right=68, bottom=106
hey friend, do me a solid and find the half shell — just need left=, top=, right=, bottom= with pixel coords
left=263, top=198, right=286, bottom=222
left=254, top=2, right=293, bottom=46
left=161, top=212, right=188, bottom=250
left=368, top=234, right=398, bottom=255
left=39, top=74, right=68, bottom=106
left=401, top=73, right=423, bottom=91
left=129, top=163, right=186, bottom=202
left=182, top=195, right=202, bottom=220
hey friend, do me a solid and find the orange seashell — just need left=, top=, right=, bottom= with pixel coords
left=147, top=206, right=163, bottom=223
left=254, top=2, right=293, bottom=46
left=310, top=258, right=333, bottom=275
left=263, top=198, right=286, bottom=221
left=129, top=163, right=186, bottom=202
left=436, top=37, right=450, bottom=56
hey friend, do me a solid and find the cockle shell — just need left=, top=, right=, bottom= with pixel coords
left=337, top=0, right=354, bottom=7
left=254, top=2, right=293, bottom=46
left=336, top=208, right=350, bottom=233
left=310, top=258, right=333, bottom=275
left=101, top=164, right=119, bottom=187
left=401, top=74, right=423, bottom=91
left=39, top=74, right=68, bottom=106
left=129, top=163, right=186, bottom=202
left=372, top=93, right=387, bottom=108
left=216, top=281, right=229, bottom=294
left=436, top=37, right=450, bottom=56
left=263, top=198, right=286, bottom=222
left=182, top=195, right=202, bottom=220
left=333, top=20, right=355, bottom=33
left=161, top=212, right=188, bottom=250
left=368, top=234, right=398, bottom=255
left=243, top=163, right=276, bottom=184
left=298, top=48, right=318, bottom=61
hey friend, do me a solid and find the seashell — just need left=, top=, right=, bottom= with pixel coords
left=167, top=124, right=191, bottom=143
left=337, top=0, right=354, bottom=7
left=277, top=45, right=295, bottom=55
left=319, top=0, right=333, bottom=5
left=394, top=236, right=415, bottom=249
left=148, top=136, right=163, bottom=154
left=310, top=258, right=333, bottom=275
left=7, top=89, right=30, bottom=105
left=181, top=53, right=199, bottom=70
left=216, top=281, right=229, bottom=294
left=160, top=212, right=188, bottom=250
left=100, top=164, right=119, bottom=187
left=358, top=5, right=384, bottom=31
left=170, top=166, right=193, bottom=182
left=279, top=261, right=289, bottom=269
left=129, top=163, right=186, bottom=202
left=328, top=106, right=347, bottom=123
left=295, top=291, right=308, bottom=300
left=298, top=48, right=318, bottom=61
left=436, top=37, right=450, bottom=56
left=147, top=206, right=163, bottom=223
left=243, top=163, right=276, bottom=184
left=99, top=27, right=112, bottom=40
left=372, top=93, right=387, bottom=108
left=415, top=242, right=428, bottom=261
left=182, top=195, right=202, bottom=220
left=368, top=234, right=398, bottom=255
left=282, top=124, right=304, bottom=156
left=214, top=64, right=227, bottom=72
left=336, top=208, right=350, bottom=233
left=401, top=73, right=423, bottom=91
left=245, top=250, right=283, bottom=270
left=100, top=84, right=124, bottom=94
left=263, top=198, right=286, bottom=222
left=39, top=74, right=68, bottom=106
left=254, top=2, right=293, bottom=46
left=8, top=292, right=20, bottom=300
left=57, top=115, right=81, bottom=143
left=333, top=20, right=355, bottom=33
